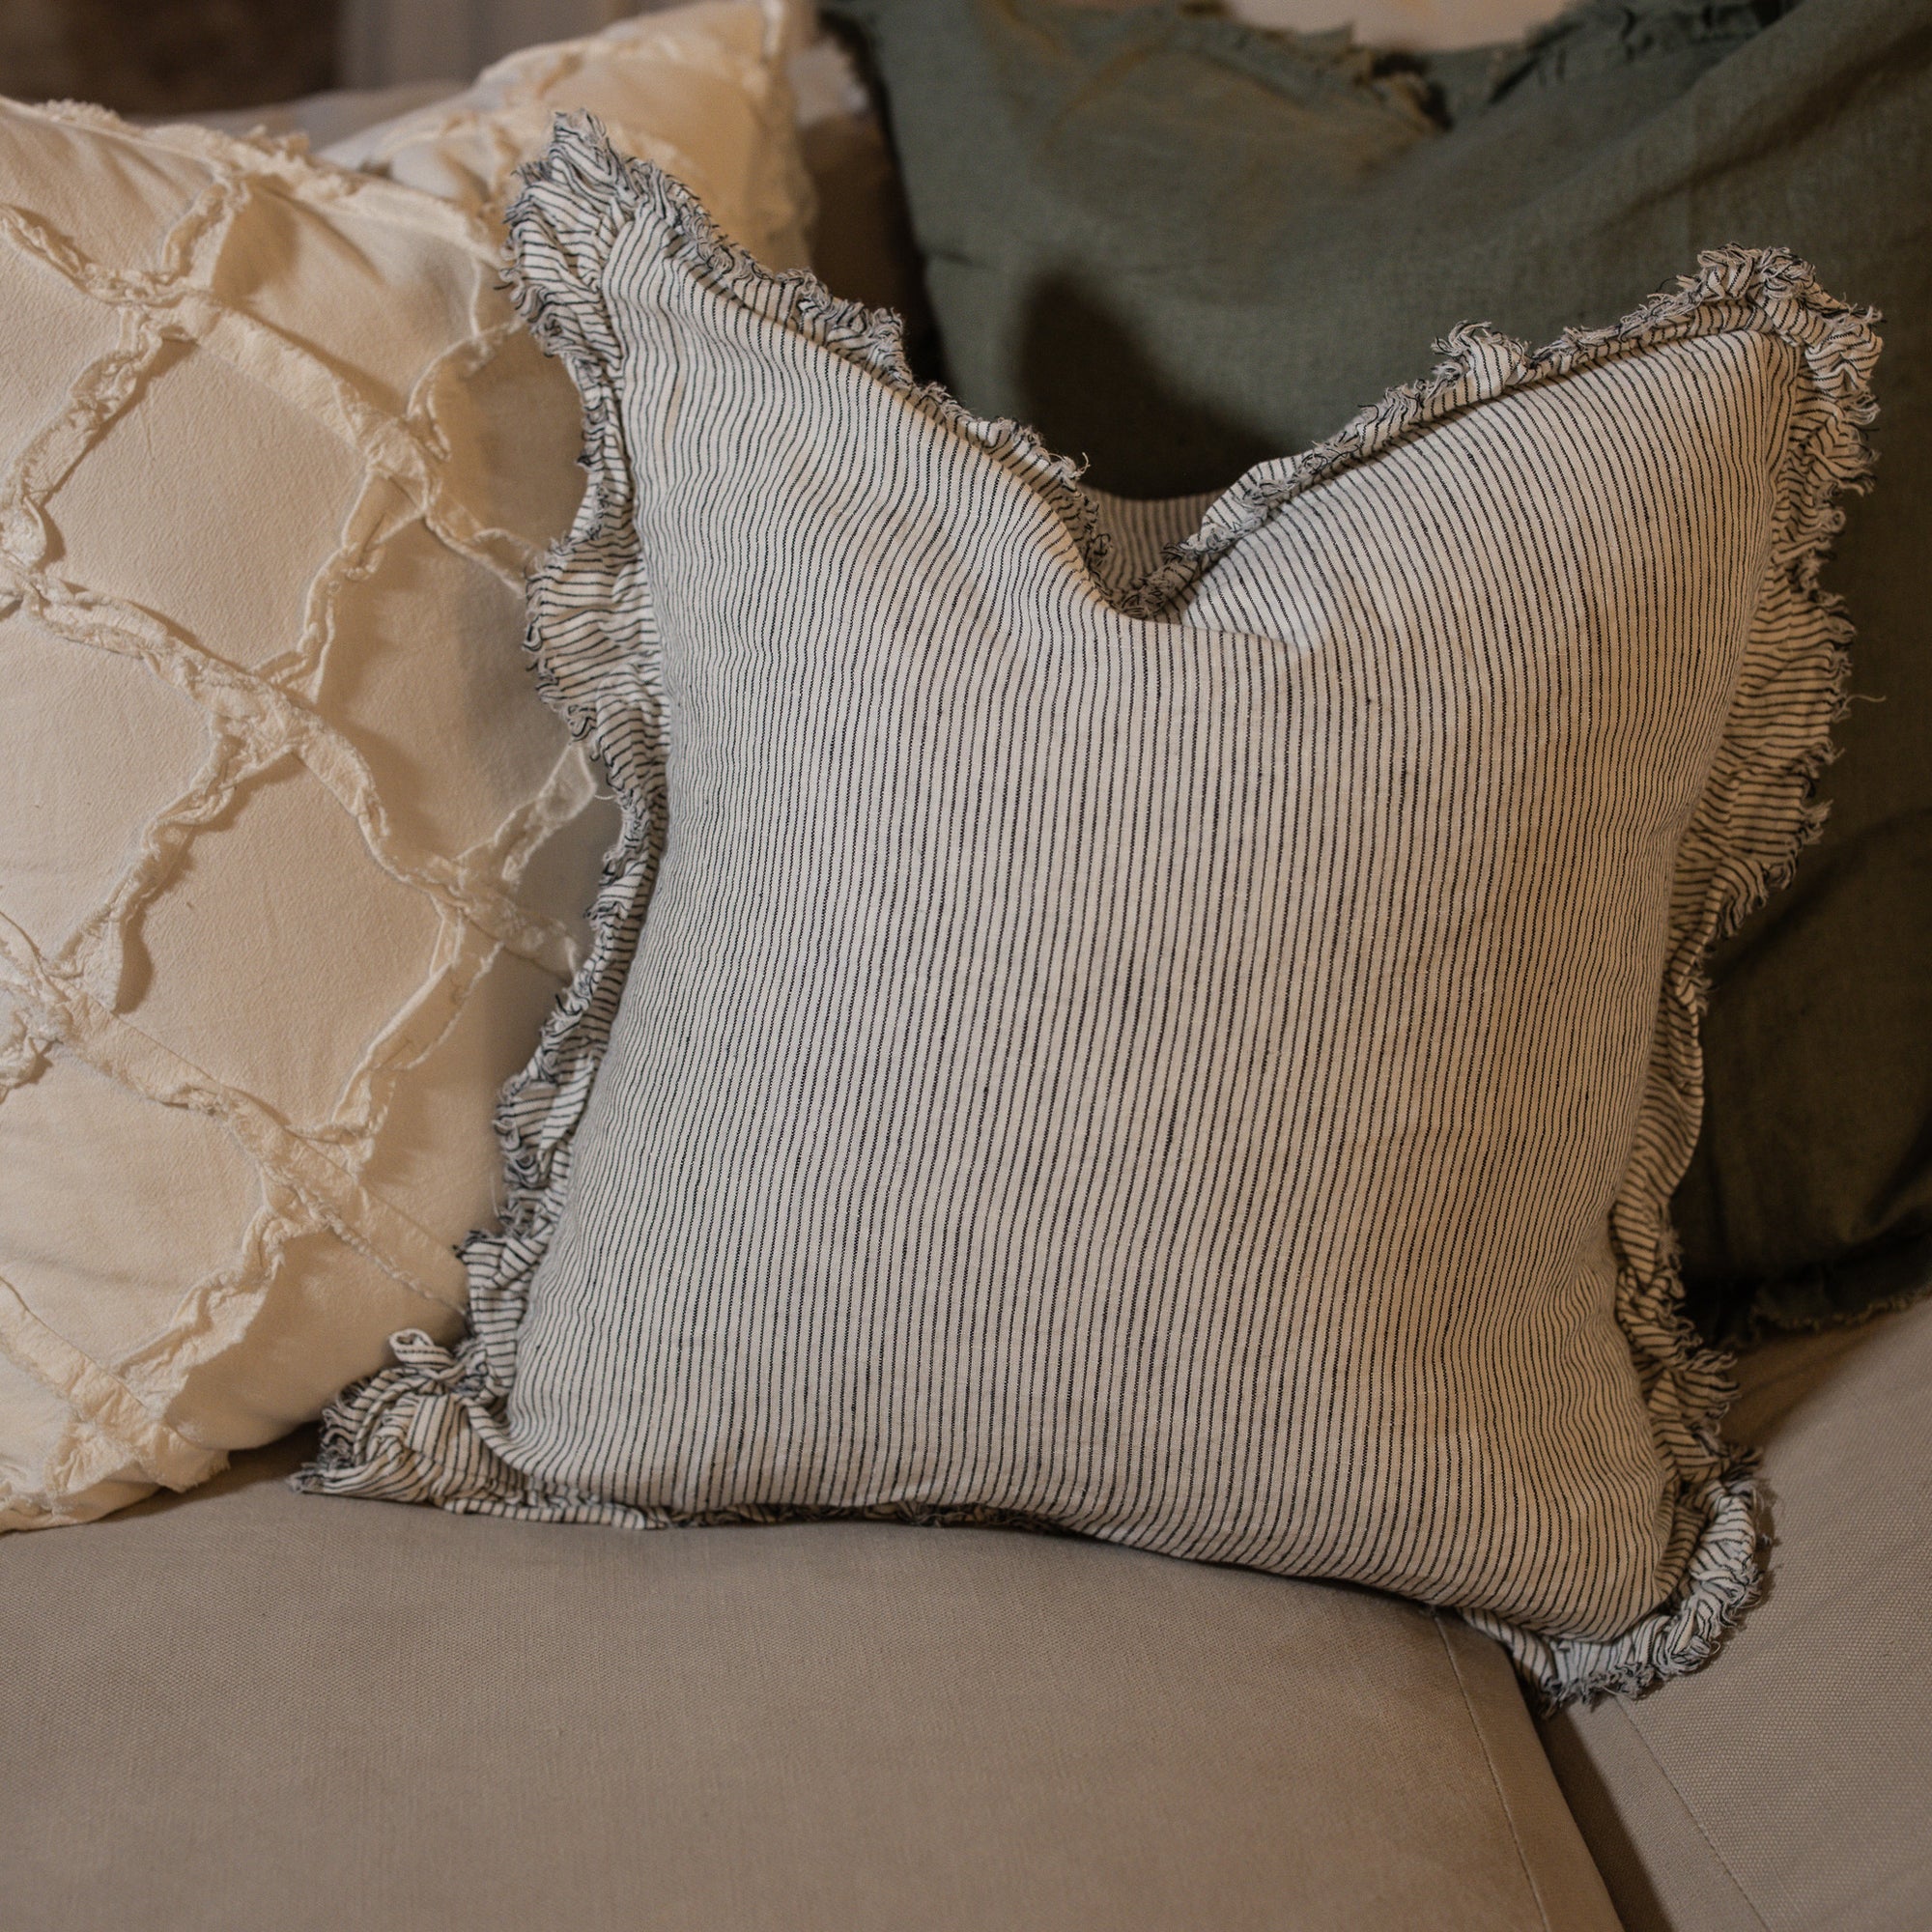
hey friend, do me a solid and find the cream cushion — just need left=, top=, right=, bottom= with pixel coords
left=0, top=0, right=809, bottom=1533
left=322, top=0, right=814, bottom=271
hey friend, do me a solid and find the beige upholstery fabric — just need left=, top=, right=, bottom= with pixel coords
left=1542, top=1274, right=1932, bottom=1932
left=0, top=10, right=809, bottom=1532
left=0, top=1435, right=1619, bottom=1932
left=322, top=0, right=814, bottom=271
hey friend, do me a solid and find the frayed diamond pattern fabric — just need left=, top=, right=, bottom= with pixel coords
left=0, top=102, right=611, bottom=1528
left=301, top=121, right=1879, bottom=1708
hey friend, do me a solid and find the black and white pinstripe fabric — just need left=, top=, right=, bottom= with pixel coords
left=299, top=122, right=1879, bottom=1706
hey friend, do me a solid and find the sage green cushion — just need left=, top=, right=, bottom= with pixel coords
left=826, top=0, right=1932, bottom=1335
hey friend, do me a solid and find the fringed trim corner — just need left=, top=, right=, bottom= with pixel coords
left=1474, top=1463, right=1767, bottom=1713
left=1123, top=244, right=1878, bottom=618
left=295, top=1327, right=660, bottom=1525
left=294, top=1329, right=520, bottom=1507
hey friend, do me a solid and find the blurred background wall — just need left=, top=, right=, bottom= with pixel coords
left=337, top=0, right=636, bottom=89
left=0, top=1, right=690, bottom=111
left=0, top=0, right=340, bottom=114
left=0, top=0, right=1570, bottom=110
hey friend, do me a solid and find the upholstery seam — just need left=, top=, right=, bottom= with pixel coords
left=1607, top=1698, right=1773, bottom=1929
left=1436, top=1614, right=1555, bottom=1932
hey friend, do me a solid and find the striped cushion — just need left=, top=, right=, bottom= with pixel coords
left=300, top=122, right=1879, bottom=1706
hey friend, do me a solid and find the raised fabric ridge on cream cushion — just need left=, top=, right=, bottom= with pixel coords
left=322, top=0, right=815, bottom=271
left=0, top=3, right=808, bottom=1532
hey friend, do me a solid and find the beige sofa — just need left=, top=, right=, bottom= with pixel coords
left=5, top=1274, right=1926, bottom=1930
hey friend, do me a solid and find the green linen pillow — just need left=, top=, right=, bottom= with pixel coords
left=826, top=0, right=1932, bottom=1338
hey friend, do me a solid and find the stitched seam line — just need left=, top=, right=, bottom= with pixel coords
left=1609, top=1699, right=1772, bottom=1929
left=1437, top=1615, right=1556, bottom=1932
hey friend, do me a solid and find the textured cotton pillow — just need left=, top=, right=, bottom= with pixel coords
left=827, top=0, right=1932, bottom=1337
left=0, top=24, right=809, bottom=1529
left=302, top=128, right=1877, bottom=1705
left=323, top=0, right=814, bottom=271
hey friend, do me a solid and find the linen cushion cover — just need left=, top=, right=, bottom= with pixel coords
left=302, top=125, right=1876, bottom=1704
left=0, top=4, right=810, bottom=1532
left=827, top=0, right=1932, bottom=1338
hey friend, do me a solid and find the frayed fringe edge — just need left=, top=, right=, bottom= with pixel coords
left=300, top=120, right=1883, bottom=1714
left=1713, top=1226, right=1932, bottom=1350
left=302, top=121, right=679, bottom=1499
left=1468, top=1465, right=1765, bottom=1711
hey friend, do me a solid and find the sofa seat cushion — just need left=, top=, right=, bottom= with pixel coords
left=0, top=1435, right=1616, bottom=1932
left=1541, top=1270, right=1932, bottom=1932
